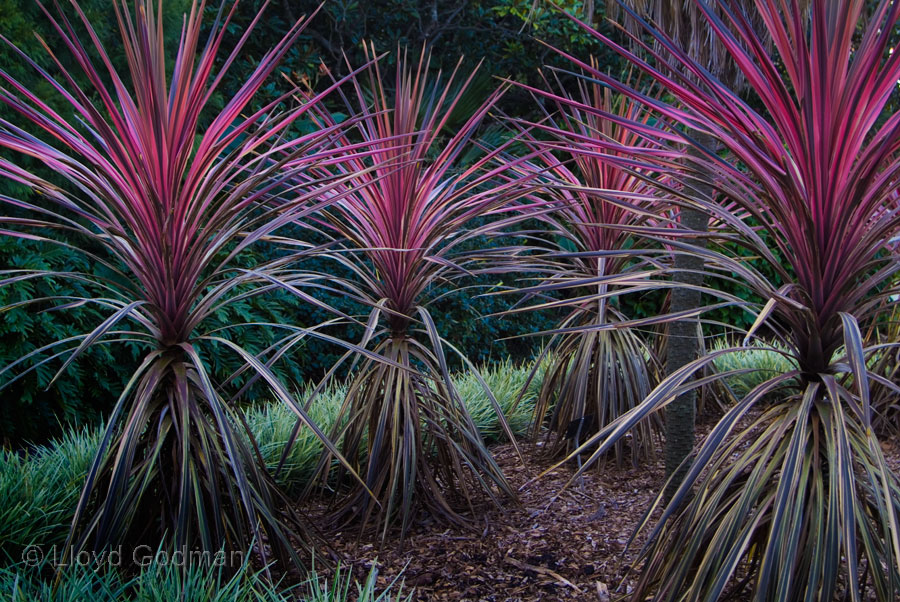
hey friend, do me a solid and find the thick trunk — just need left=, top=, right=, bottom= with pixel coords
left=663, top=136, right=713, bottom=501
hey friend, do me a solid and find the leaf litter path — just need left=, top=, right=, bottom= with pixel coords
left=314, top=439, right=666, bottom=601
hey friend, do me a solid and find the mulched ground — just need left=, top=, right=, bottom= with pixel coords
left=297, top=412, right=900, bottom=601
left=314, top=439, right=667, bottom=601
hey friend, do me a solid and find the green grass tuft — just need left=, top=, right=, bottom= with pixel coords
left=0, top=556, right=406, bottom=602
left=0, top=426, right=102, bottom=560
left=453, top=357, right=545, bottom=443
left=709, top=339, right=798, bottom=401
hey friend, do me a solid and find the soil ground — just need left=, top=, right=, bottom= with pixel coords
left=330, top=440, right=664, bottom=601
left=301, top=413, right=900, bottom=602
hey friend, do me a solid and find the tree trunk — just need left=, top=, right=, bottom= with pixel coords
left=663, top=135, right=713, bottom=502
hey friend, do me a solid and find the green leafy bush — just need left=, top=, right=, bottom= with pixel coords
left=0, top=238, right=137, bottom=445
left=210, top=0, right=616, bottom=117
left=0, top=230, right=554, bottom=446
left=0, top=236, right=333, bottom=446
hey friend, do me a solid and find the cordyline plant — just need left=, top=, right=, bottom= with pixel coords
left=0, top=0, right=372, bottom=568
left=278, top=48, right=535, bottom=541
left=498, top=69, right=672, bottom=467
left=522, top=0, right=900, bottom=599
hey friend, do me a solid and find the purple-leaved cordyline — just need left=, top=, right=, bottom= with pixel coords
left=0, top=0, right=377, bottom=570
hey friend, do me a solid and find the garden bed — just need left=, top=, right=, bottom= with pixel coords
left=329, top=440, right=665, bottom=601
left=301, top=413, right=900, bottom=602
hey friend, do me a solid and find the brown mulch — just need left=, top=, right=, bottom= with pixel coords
left=315, top=440, right=667, bottom=602
left=295, top=412, right=900, bottom=602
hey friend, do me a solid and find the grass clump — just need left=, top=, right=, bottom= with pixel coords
left=709, top=339, right=798, bottom=401
left=243, top=385, right=348, bottom=492
left=0, top=427, right=102, bottom=558
left=454, top=358, right=545, bottom=443
left=0, top=556, right=406, bottom=602
left=244, top=358, right=547, bottom=491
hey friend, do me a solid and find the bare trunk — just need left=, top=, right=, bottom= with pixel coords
left=663, top=133, right=713, bottom=502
